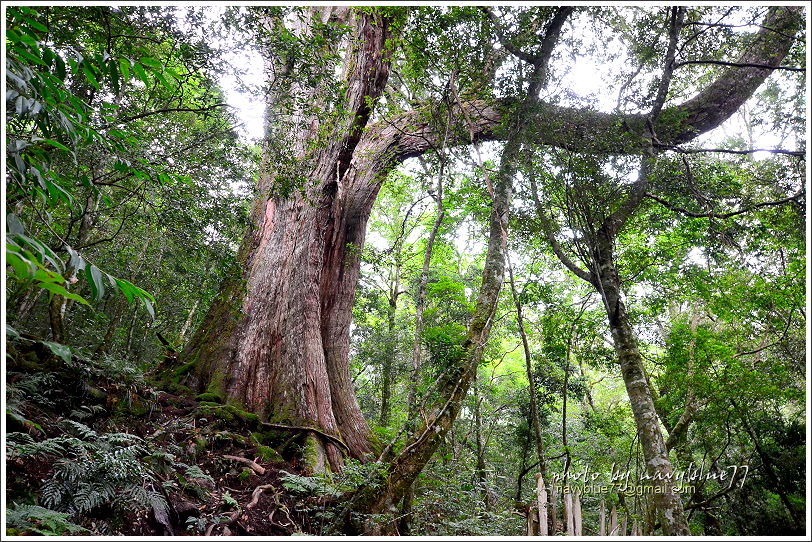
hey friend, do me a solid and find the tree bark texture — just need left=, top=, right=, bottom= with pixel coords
left=181, top=8, right=395, bottom=468
left=592, top=242, right=690, bottom=535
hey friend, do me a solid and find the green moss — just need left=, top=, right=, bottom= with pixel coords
left=172, top=360, right=197, bottom=379
left=367, top=427, right=387, bottom=457
left=196, top=403, right=260, bottom=429
left=213, top=431, right=248, bottom=447
left=238, top=468, right=253, bottom=482
left=128, top=399, right=149, bottom=417
left=255, top=445, right=283, bottom=462
left=301, top=433, right=330, bottom=474
left=195, top=392, right=222, bottom=403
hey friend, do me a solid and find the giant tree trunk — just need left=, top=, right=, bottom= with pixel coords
left=180, top=8, right=394, bottom=469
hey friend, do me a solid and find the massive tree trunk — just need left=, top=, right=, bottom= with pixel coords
left=179, top=4, right=799, bottom=478
left=181, top=7, right=395, bottom=469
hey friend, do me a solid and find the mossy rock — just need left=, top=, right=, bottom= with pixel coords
left=172, top=360, right=197, bottom=379
left=212, top=431, right=248, bottom=447
left=195, top=392, right=223, bottom=404
left=157, top=380, right=193, bottom=397
left=249, top=430, right=286, bottom=448
left=196, top=403, right=260, bottom=429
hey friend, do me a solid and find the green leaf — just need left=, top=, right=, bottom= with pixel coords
left=85, top=264, right=105, bottom=301
left=109, top=60, right=120, bottom=95
left=6, top=250, right=36, bottom=280
left=14, top=234, right=64, bottom=274
left=26, top=18, right=49, bottom=33
left=132, top=62, right=150, bottom=86
left=37, top=282, right=91, bottom=307
left=142, top=297, right=155, bottom=320
left=6, top=324, right=21, bottom=339
left=139, top=56, right=162, bottom=69
left=115, top=278, right=135, bottom=303
left=40, top=138, right=72, bottom=153
left=65, top=245, right=85, bottom=271
left=7, top=213, right=26, bottom=235
left=16, top=48, right=46, bottom=66
left=152, top=71, right=172, bottom=90
left=32, top=267, right=65, bottom=284
left=118, top=57, right=131, bottom=81
left=41, top=340, right=72, bottom=362
left=54, top=54, right=66, bottom=80
left=82, top=63, right=100, bottom=89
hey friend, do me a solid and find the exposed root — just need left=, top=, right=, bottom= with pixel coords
left=223, top=454, right=266, bottom=475
left=247, top=484, right=276, bottom=510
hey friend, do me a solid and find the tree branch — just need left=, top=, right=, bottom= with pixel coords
left=526, top=163, right=593, bottom=283
left=660, top=146, right=804, bottom=158
left=110, top=103, right=230, bottom=125
left=602, top=160, right=651, bottom=239
left=674, top=59, right=804, bottom=72
left=369, top=6, right=800, bottom=163
left=650, top=7, right=685, bottom=121
left=644, top=189, right=804, bottom=219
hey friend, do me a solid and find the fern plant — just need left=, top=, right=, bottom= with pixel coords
left=5, top=504, right=87, bottom=536
left=7, top=420, right=168, bottom=526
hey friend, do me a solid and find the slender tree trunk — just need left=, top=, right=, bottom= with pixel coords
left=599, top=499, right=606, bottom=536
left=49, top=191, right=99, bottom=342
left=347, top=127, right=518, bottom=532
left=14, top=288, right=44, bottom=326
left=507, top=257, right=545, bottom=473
left=515, top=437, right=529, bottom=504
left=573, top=491, right=582, bottom=536
left=609, top=505, right=618, bottom=536
left=592, top=245, right=690, bottom=535
left=563, top=490, right=574, bottom=535
left=407, top=177, right=445, bottom=428
left=473, top=372, right=490, bottom=510
left=536, top=472, right=549, bottom=535
left=94, top=300, right=124, bottom=359
left=379, top=254, right=400, bottom=427
left=550, top=482, right=559, bottom=535
left=399, top=178, right=445, bottom=535
left=178, top=298, right=201, bottom=345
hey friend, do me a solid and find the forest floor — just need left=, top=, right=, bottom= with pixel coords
left=6, top=336, right=335, bottom=536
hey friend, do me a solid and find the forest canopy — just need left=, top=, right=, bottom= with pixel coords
left=3, top=3, right=807, bottom=537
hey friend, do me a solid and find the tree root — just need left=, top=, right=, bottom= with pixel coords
left=259, top=421, right=350, bottom=454
left=246, top=484, right=275, bottom=509
left=223, top=454, right=265, bottom=475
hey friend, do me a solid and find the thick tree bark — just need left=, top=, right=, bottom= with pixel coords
left=180, top=8, right=394, bottom=469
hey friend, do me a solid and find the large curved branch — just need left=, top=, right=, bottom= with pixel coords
left=361, top=6, right=800, bottom=161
